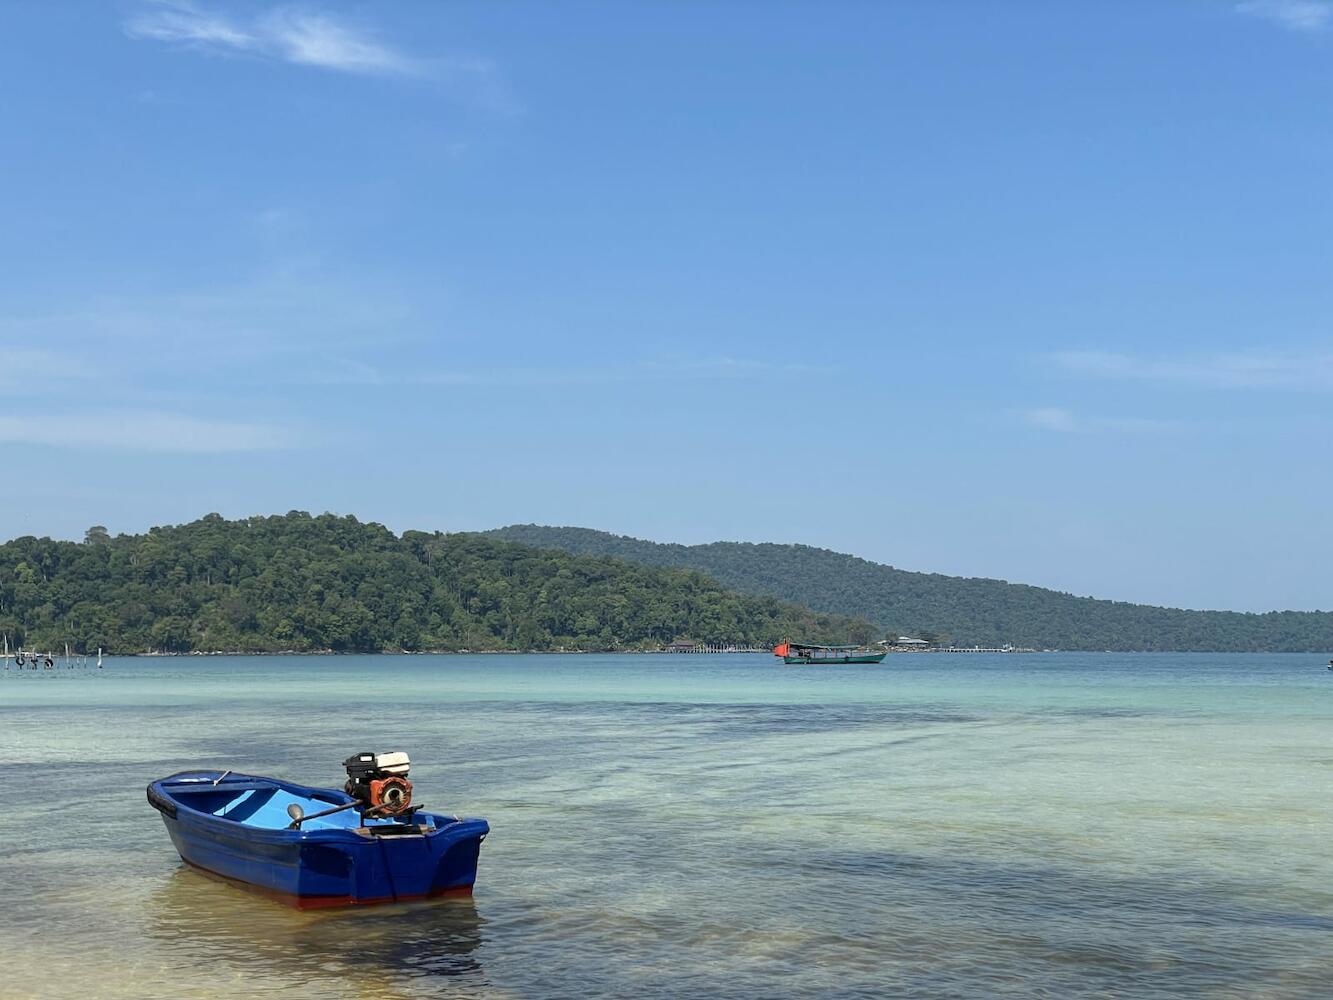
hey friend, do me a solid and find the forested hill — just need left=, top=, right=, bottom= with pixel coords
left=0, top=513, right=873, bottom=654
left=484, top=526, right=1333, bottom=652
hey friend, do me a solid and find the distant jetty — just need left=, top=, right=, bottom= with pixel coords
left=889, top=645, right=1040, bottom=653
left=662, top=639, right=1042, bottom=654
left=663, top=641, right=770, bottom=654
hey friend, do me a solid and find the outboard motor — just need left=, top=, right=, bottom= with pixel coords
left=343, top=751, right=413, bottom=816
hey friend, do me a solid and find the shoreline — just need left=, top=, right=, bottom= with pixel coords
left=125, top=647, right=680, bottom=656
left=84, top=647, right=1333, bottom=657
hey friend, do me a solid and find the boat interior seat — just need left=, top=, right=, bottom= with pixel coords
left=213, top=788, right=400, bottom=830
left=169, top=780, right=278, bottom=795
left=162, top=777, right=425, bottom=831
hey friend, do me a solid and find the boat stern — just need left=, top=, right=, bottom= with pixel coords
left=307, top=816, right=489, bottom=907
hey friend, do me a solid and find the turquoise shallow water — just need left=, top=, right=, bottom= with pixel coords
left=1, top=652, right=1330, bottom=999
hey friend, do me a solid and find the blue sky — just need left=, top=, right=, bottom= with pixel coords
left=2, top=1, right=1331, bottom=612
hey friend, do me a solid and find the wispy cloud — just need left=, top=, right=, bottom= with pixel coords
left=1049, top=349, right=1333, bottom=389
left=0, top=348, right=97, bottom=387
left=126, top=1, right=434, bottom=79
left=125, top=2, right=518, bottom=109
left=0, top=269, right=423, bottom=388
left=1024, top=407, right=1081, bottom=433
left=1021, top=407, right=1182, bottom=434
left=0, top=412, right=302, bottom=452
left=303, top=356, right=834, bottom=387
left=259, top=7, right=420, bottom=75
left=1235, top=0, right=1333, bottom=31
left=126, top=1, right=255, bottom=49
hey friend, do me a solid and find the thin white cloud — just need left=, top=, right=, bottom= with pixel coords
left=1024, top=407, right=1081, bottom=432
left=126, top=1, right=422, bottom=78
left=0, top=270, right=423, bottom=386
left=1049, top=349, right=1333, bottom=389
left=0, top=348, right=96, bottom=387
left=642, top=357, right=834, bottom=378
left=0, top=412, right=302, bottom=452
left=1021, top=408, right=1181, bottom=434
left=259, top=7, right=420, bottom=76
left=303, top=356, right=834, bottom=387
left=1235, top=0, right=1333, bottom=31
left=127, top=1, right=257, bottom=49
left=125, top=2, right=518, bottom=109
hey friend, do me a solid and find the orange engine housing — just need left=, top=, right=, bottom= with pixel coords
left=368, top=775, right=413, bottom=815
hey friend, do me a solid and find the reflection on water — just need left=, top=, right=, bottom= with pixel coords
left=1, top=653, right=1331, bottom=999
left=146, top=867, right=487, bottom=986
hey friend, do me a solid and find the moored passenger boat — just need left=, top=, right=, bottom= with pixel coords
left=146, top=752, right=488, bottom=908
left=773, top=642, right=888, bottom=665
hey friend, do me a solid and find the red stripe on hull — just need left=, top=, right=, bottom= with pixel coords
left=179, top=856, right=474, bottom=909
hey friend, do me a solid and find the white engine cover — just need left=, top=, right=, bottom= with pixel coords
left=373, top=751, right=410, bottom=775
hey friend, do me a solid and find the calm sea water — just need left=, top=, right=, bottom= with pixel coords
left=1, top=653, right=1330, bottom=999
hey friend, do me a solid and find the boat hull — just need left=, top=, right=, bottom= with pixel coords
left=783, top=653, right=887, bottom=664
left=148, top=772, right=488, bottom=908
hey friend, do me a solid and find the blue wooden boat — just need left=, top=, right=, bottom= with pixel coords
left=147, top=753, right=488, bottom=909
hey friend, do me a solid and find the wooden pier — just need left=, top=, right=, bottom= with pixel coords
left=890, top=645, right=1034, bottom=653
left=663, top=641, right=770, bottom=654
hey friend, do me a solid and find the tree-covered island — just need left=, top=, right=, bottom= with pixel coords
left=486, top=525, right=1333, bottom=653
left=0, top=512, right=874, bottom=654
